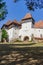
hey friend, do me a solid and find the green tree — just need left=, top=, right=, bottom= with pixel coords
left=1, top=29, right=8, bottom=42
left=14, top=0, right=43, bottom=11
left=0, top=0, right=7, bottom=21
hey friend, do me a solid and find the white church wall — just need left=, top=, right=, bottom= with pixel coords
left=22, top=22, right=32, bottom=29
left=19, top=21, right=32, bottom=41
left=19, top=21, right=43, bottom=41
left=6, top=27, right=19, bottom=42
left=19, top=29, right=32, bottom=41
left=32, top=28, right=43, bottom=38
left=6, top=28, right=14, bottom=42
left=13, top=27, right=20, bottom=39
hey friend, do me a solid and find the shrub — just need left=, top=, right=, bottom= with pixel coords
left=1, top=29, right=8, bottom=42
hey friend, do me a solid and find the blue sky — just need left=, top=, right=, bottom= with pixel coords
left=0, top=0, right=43, bottom=28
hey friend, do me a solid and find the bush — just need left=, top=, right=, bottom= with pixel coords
left=1, top=29, right=8, bottom=42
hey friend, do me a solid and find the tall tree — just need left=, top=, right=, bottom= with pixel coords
left=0, top=0, right=7, bottom=21
left=14, top=0, right=43, bottom=11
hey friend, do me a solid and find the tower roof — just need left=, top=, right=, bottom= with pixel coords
left=22, top=13, right=32, bottom=20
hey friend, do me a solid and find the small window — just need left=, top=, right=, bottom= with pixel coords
left=19, top=36, right=21, bottom=38
left=40, top=34, right=42, bottom=38
left=39, top=30, right=40, bottom=32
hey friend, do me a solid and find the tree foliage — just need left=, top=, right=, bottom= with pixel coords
left=14, top=0, right=43, bottom=11
left=0, top=0, right=7, bottom=21
left=1, top=29, right=8, bottom=42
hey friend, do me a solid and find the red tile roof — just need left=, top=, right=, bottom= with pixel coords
left=2, top=20, right=21, bottom=29
left=34, top=20, right=43, bottom=28
left=13, top=20, right=21, bottom=25
left=5, top=20, right=21, bottom=26
left=5, top=20, right=12, bottom=26
left=22, top=13, right=32, bottom=20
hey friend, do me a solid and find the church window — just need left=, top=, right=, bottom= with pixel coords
left=39, top=30, right=40, bottom=32
left=19, top=36, right=21, bottom=38
left=40, top=34, right=42, bottom=38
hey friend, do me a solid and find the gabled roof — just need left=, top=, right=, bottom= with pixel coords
left=5, top=20, right=21, bottom=26
left=22, top=13, right=32, bottom=21
left=13, top=20, right=21, bottom=25
left=1, top=19, right=21, bottom=29
left=5, top=20, right=12, bottom=26
left=34, top=20, right=43, bottom=28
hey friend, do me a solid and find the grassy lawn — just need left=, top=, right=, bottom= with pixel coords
left=0, top=42, right=43, bottom=65
left=0, top=41, right=43, bottom=47
left=0, top=44, right=43, bottom=65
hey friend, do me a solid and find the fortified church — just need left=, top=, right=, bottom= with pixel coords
left=2, top=13, right=43, bottom=42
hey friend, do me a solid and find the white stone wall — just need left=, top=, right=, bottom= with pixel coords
left=32, top=28, right=43, bottom=38
left=22, top=22, right=32, bottom=29
left=6, top=28, right=14, bottom=42
left=19, top=22, right=32, bottom=41
left=6, top=27, right=19, bottom=42
left=19, top=21, right=43, bottom=41
left=19, top=29, right=32, bottom=41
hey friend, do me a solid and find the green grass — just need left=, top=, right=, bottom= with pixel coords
left=0, top=41, right=43, bottom=48
left=0, top=42, right=43, bottom=65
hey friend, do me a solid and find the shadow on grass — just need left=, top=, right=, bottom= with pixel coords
left=0, top=44, right=43, bottom=65
left=0, top=43, right=36, bottom=51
